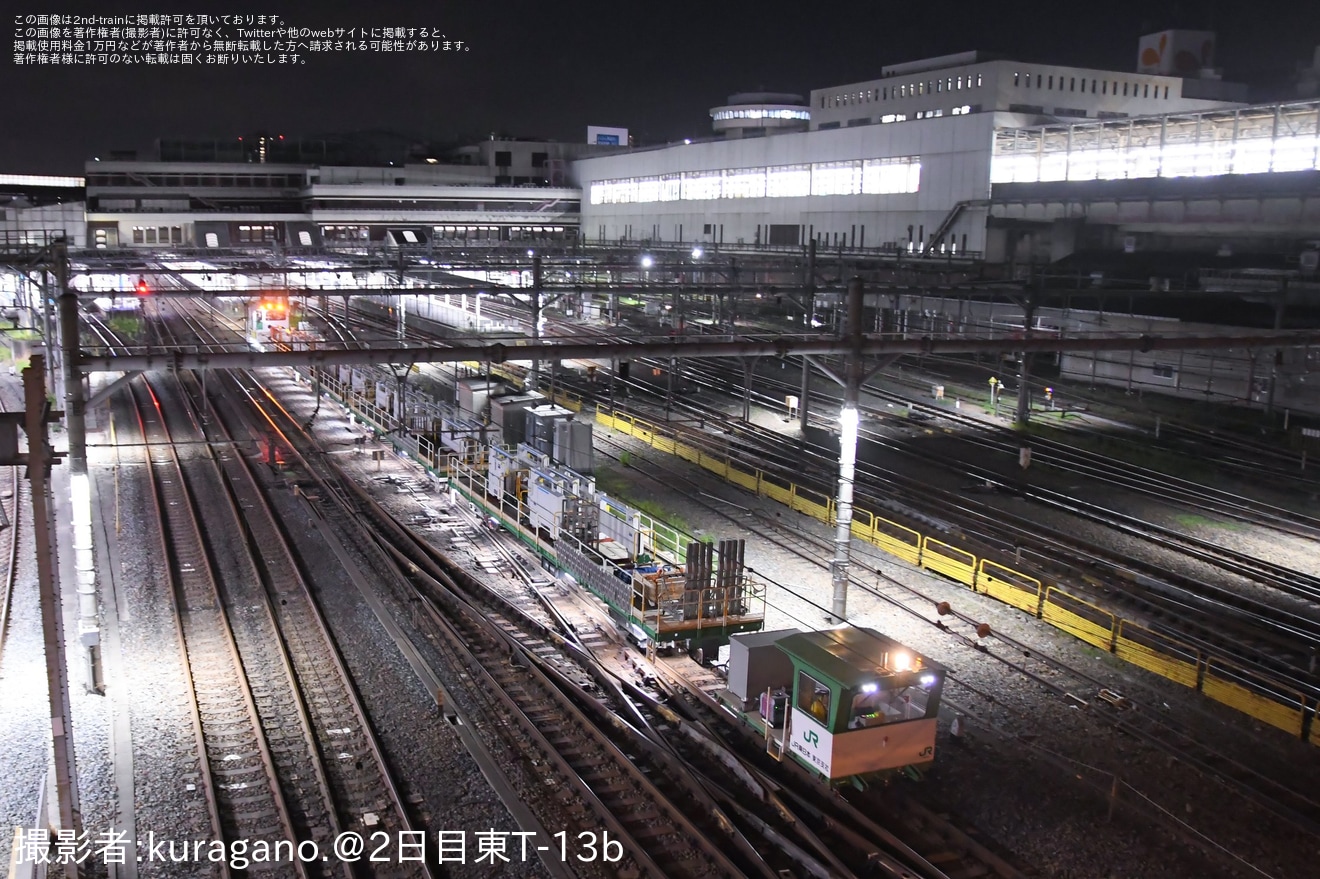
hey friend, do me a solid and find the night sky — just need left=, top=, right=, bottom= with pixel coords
left=2, top=0, right=1317, bottom=174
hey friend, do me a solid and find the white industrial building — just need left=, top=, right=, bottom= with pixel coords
left=572, top=38, right=1256, bottom=259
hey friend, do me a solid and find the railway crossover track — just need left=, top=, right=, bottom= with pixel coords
left=208, top=362, right=754, bottom=878
left=587, top=428, right=1320, bottom=841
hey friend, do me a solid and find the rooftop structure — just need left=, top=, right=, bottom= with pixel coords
left=709, top=92, right=810, bottom=139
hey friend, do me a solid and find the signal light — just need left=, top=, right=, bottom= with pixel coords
left=136, top=278, right=149, bottom=296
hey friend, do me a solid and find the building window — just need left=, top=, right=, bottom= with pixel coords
left=1013, top=72, right=1019, bottom=87
left=976, top=73, right=982, bottom=86
left=132, top=227, right=144, bottom=244
left=798, top=672, right=831, bottom=723
left=1153, top=364, right=1176, bottom=379
left=1163, top=85, right=1169, bottom=99
left=1123, top=82, right=1129, bottom=96
left=1036, top=74, right=1042, bottom=88
left=531, top=152, right=548, bottom=168
left=204, top=232, right=219, bottom=247
left=494, top=150, right=512, bottom=167
left=1070, top=77, right=1075, bottom=91
left=1143, top=83, right=1150, bottom=97
left=883, top=87, right=888, bottom=99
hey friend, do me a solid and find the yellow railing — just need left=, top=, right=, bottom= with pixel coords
left=593, top=403, right=1320, bottom=744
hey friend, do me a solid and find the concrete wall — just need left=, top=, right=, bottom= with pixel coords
left=0, top=201, right=85, bottom=247
left=809, top=60, right=1240, bottom=131
left=573, top=113, right=997, bottom=253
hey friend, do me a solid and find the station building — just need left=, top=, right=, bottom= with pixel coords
left=80, top=140, right=596, bottom=252
left=3, top=30, right=1320, bottom=271
left=572, top=35, right=1258, bottom=260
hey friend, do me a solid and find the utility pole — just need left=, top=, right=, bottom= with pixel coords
left=5, top=356, right=82, bottom=872
left=1015, top=280, right=1040, bottom=426
left=799, top=239, right=817, bottom=435
left=58, top=239, right=87, bottom=475
left=528, top=255, right=543, bottom=392
left=58, top=265, right=102, bottom=696
left=830, top=277, right=864, bottom=622
left=1265, top=281, right=1288, bottom=417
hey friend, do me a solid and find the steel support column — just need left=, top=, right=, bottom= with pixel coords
left=666, top=357, right=675, bottom=416
left=26, top=356, right=83, bottom=869
left=59, top=285, right=87, bottom=474
left=1266, top=282, right=1287, bottom=416
left=830, top=277, right=864, bottom=622
left=799, top=355, right=811, bottom=433
left=1015, top=285, right=1038, bottom=426
left=528, top=256, right=543, bottom=392
left=741, top=358, right=754, bottom=422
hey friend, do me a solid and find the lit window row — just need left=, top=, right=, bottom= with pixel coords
left=237, top=224, right=277, bottom=243
left=132, top=225, right=182, bottom=245
left=821, top=73, right=983, bottom=108
left=990, top=134, right=1320, bottom=183
left=589, top=157, right=921, bottom=205
left=0, top=173, right=84, bottom=187
left=1012, top=71, right=1171, bottom=100
left=712, top=108, right=811, bottom=121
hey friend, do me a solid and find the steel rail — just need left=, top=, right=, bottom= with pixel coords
left=175, top=368, right=434, bottom=879
left=0, top=470, right=22, bottom=666
left=130, top=378, right=301, bottom=878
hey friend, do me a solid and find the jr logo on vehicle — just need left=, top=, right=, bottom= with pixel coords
left=803, top=730, right=820, bottom=746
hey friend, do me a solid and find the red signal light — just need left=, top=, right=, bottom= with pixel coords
left=136, top=278, right=149, bottom=296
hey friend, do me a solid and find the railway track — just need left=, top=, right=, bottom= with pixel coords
left=346, top=439, right=1031, bottom=879
left=672, top=351, right=1320, bottom=538
left=585, top=428, right=1320, bottom=839
left=217, top=366, right=761, bottom=878
left=130, top=378, right=304, bottom=875
left=177, top=370, right=431, bottom=878
left=0, top=469, right=21, bottom=665
left=229, top=355, right=1038, bottom=879
left=603, top=378, right=1320, bottom=679
left=123, top=351, right=430, bottom=877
